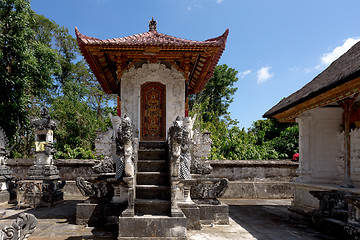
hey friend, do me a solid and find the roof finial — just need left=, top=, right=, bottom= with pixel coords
left=149, top=17, right=157, bottom=32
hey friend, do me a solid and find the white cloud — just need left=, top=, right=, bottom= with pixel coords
left=238, top=70, right=251, bottom=78
left=320, top=37, right=360, bottom=66
left=257, top=67, right=273, bottom=84
left=187, top=6, right=192, bottom=11
left=216, top=0, right=224, bottom=3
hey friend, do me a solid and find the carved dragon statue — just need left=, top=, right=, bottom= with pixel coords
left=76, top=115, right=136, bottom=203
left=0, top=213, right=37, bottom=240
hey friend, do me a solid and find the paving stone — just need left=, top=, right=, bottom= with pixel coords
left=0, top=198, right=339, bottom=240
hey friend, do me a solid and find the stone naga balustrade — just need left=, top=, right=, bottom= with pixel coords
left=76, top=115, right=138, bottom=216
left=168, top=118, right=183, bottom=217
left=0, top=213, right=37, bottom=240
left=310, top=190, right=360, bottom=239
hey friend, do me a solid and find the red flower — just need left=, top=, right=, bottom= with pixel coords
left=292, top=153, right=299, bottom=161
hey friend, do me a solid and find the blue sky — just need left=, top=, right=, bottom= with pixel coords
left=31, top=0, right=360, bottom=130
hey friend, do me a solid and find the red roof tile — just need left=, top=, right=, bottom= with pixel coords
left=75, top=26, right=228, bottom=94
left=75, top=27, right=227, bottom=48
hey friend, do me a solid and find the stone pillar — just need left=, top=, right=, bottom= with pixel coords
left=0, top=127, right=13, bottom=203
left=350, top=129, right=360, bottom=175
left=337, top=131, right=345, bottom=179
left=296, top=112, right=312, bottom=182
left=338, top=95, right=358, bottom=188
left=122, top=177, right=134, bottom=217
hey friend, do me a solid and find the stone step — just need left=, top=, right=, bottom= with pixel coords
left=136, top=185, right=170, bottom=200
left=139, top=141, right=167, bottom=149
left=332, top=209, right=348, bottom=222
left=135, top=199, right=171, bottom=215
left=119, top=213, right=187, bottom=239
left=138, top=159, right=168, bottom=172
left=138, top=148, right=167, bottom=160
left=137, top=172, right=169, bottom=185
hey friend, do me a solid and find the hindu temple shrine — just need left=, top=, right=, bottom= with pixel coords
left=76, top=18, right=228, bottom=140
left=75, top=18, right=229, bottom=239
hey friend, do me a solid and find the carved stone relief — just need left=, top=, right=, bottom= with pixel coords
left=121, top=63, right=185, bottom=138
left=0, top=213, right=37, bottom=240
left=336, top=131, right=345, bottom=178
left=350, top=128, right=360, bottom=174
left=190, top=178, right=229, bottom=199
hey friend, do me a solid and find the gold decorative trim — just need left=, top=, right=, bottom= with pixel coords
left=275, top=77, right=360, bottom=122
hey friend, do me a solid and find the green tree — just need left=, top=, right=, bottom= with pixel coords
left=189, top=64, right=298, bottom=160
left=0, top=0, right=59, bottom=149
left=31, top=14, right=116, bottom=158
left=1, top=7, right=115, bottom=158
left=249, top=119, right=298, bottom=158
left=190, top=64, right=238, bottom=123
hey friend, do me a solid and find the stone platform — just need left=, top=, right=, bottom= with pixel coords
left=118, top=214, right=187, bottom=239
left=0, top=198, right=338, bottom=240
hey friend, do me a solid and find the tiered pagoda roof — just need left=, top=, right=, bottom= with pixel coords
left=75, top=19, right=228, bottom=94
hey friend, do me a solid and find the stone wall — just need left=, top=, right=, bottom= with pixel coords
left=7, top=158, right=97, bottom=197
left=296, top=108, right=344, bottom=185
left=5, top=158, right=298, bottom=199
left=210, top=160, right=298, bottom=199
left=94, top=128, right=113, bottom=157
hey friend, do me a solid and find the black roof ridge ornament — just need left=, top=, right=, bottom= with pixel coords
left=149, top=17, right=157, bottom=32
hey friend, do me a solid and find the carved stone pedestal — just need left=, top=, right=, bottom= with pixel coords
left=194, top=200, right=229, bottom=225
left=76, top=173, right=128, bottom=232
left=18, top=164, right=64, bottom=208
left=177, top=202, right=201, bottom=230
left=76, top=201, right=127, bottom=231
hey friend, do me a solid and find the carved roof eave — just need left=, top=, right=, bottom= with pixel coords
left=271, top=76, right=360, bottom=122
left=264, top=40, right=360, bottom=121
left=75, top=28, right=228, bottom=94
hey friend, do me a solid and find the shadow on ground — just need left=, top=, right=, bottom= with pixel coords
left=3, top=199, right=81, bottom=224
left=228, top=204, right=338, bottom=240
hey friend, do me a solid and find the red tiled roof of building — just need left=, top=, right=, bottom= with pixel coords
left=75, top=27, right=228, bottom=48
left=75, top=23, right=228, bottom=95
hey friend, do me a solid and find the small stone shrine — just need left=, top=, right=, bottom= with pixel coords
left=17, top=107, right=64, bottom=207
left=76, top=18, right=229, bottom=239
left=0, top=127, right=13, bottom=203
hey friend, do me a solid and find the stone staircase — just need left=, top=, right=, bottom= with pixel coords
left=135, top=141, right=171, bottom=216
left=118, top=141, right=187, bottom=240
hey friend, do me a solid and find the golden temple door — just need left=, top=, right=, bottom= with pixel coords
left=140, top=82, right=166, bottom=141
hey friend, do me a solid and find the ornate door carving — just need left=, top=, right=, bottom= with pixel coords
left=141, top=82, right=166, bottom=141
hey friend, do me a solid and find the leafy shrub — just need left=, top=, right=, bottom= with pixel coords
left=55, top=144, right=95, bottom=159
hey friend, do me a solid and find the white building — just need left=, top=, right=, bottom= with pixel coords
left=264, top=41, right=360, bottom=212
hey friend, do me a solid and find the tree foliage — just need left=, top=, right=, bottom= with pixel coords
left=190, top=64, right=298, bottom=160
left=248, top=119, right=298, bottom=159
left=190, top=64, right=238, bottom=123
left=0, top=2, right=116, bottom=158
left=0, top=0, right=59, bottom=147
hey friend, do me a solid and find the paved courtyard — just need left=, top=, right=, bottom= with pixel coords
left=0, top=198, right=337, bottom=240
